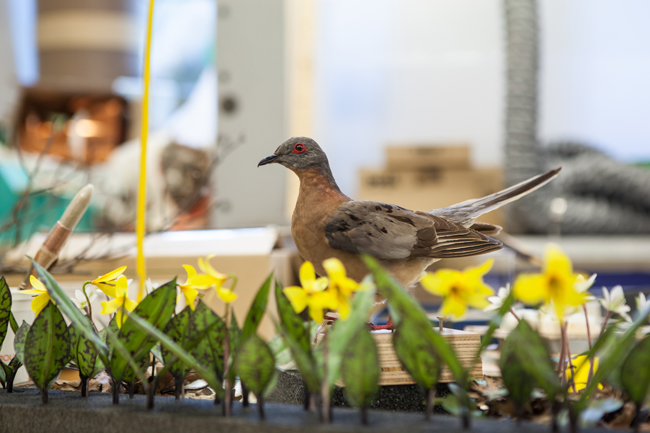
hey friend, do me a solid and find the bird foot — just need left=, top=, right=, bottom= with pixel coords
left=368, top=316, right=394, bottom=331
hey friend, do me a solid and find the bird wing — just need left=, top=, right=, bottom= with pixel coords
left=324, top=201, right=502, bottom=260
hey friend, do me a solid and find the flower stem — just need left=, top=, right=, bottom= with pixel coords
left=563, top=326, right=577, bottom=394
left=583, top=304, right=595, bottom=385
left=321, top=326, right=331, bottom=424
left=81, top=281, right=98, bottom=331
left=509, top=307, right=521, bottom=322
left=223, top=303, right=232, bottom=417
left=599, top=311, right=612, bottom=339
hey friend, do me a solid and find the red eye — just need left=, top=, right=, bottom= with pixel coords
left=292, top=143, right=307, bottom=154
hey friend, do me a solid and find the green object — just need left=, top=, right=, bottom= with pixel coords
left=31, top=260, right=109, bottom=363
left=241, top=273, right=273, bottom=343
left=341, top=329, right=380, bottom=410
left=161, top=307, right=192, bottom=380
left=275, top=280, right=310, bottom=354
left=276, top=322, right=321, bottom=394
left=393, top=318, right=441, bottom=391
left=68, top=319, right=100, bottom=380
left=13, top=321, right=30, bottom=365
left=127, top=312, right=223, bottom=398
left=0, top=276, right=11, bottom=350
left=621, top=337, right=650, bottom=404
left=0, top=162, right=95, bottom=246
left=188, top=301, right=226, bottom=381
left=234, top=335, right=277, bottom=398
left=109, top=279, right=176, bottom=383
left=24, top=302, right=70, bottom=402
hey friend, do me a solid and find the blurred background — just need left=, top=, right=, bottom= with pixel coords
left=0, top=0, right=649, bottom=334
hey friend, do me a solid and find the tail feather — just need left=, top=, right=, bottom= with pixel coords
left=429, top=167, right=561, bottom=225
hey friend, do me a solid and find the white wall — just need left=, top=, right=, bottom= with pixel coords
left=314, top=0, right=650, bottom=198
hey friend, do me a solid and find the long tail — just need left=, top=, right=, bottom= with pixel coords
left=428, top=167, right=561, bottom=225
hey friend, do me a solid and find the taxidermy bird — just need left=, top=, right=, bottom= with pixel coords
left=258, top=137, right=560, bottom=321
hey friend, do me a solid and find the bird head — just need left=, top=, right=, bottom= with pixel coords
left=258, top=137, right=329, bottom=171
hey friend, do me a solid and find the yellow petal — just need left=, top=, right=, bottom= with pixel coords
left=31, top=293, right=51, bottom=315
left=283, top=287, right=308, bottom=314
left=187, top=274, right=217, bottom=289
left=313, top=277, right=329, bottom=292
left=95, top=282, right=118, bottom=298
left=30, top=275, right=47, bottom=291
left=544, top=245, right=573, bottom=276
left=182, top=264, right=197, bottom=283
left=336, top=295, right=350, bottom=319
left=21, top=288, right=46, bottom=296
left=115, top=309, right=126, bottom=328
left=421, top=271, right=456, bottom=296
left=114, top=276, right=129, bottom=298
left=123, top=298, right=138, bottom=312
left=199, top=255, right=228, bottom=280
left=182, top=286, right=199, bottom=310
left=308, top=304, right=325, bottom=323
left=466, top=259, right=494, bottom=278
left=299, top=261, right=317, bottom=288
left=101, top=299, right=122, bottom=315
left=93, top=266, right=127, bottom=284
left=513, top=273, right=550, bottom=305
left=441, top=293, right=467, bottom=319
left=217, top=287, right=237, bottom=303
left=323, top=258, right=346, bottom=281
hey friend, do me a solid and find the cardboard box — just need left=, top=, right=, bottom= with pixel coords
left=386, top=144, right=470, bottom=170
left=4, top=228, right=299, bottom=341
left=358, top=167, right=504, bottom=227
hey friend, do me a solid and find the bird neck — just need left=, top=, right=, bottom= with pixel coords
left=294, top=166, right=348, bottom=200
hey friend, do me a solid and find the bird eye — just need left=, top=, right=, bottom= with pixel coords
left=292, top=143, right=307, bottom=154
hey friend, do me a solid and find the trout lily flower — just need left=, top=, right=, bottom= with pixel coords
left=513, top=245, right=588, bottom=323
left=197, top=255, right=237, bottom=303
left=637, top=293, right=650, bottom=317
left=177, top=265, right=201, bottom=310
left=99, top=276, right=137, bottom=327
left=284, top=261, right=337, bottom=323
left=600, top=285, right=631, bottom=323
left=484, top=284, right=515, bottom=312
left=323, top=258, right=369, bottom=320
left=90, top=266, right=127, bottom=292
left=21, top=276, right=53, bottom=315
left=421, top=259, right=494, bottom=319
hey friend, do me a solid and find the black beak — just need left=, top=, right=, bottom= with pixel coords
left=258, top=154, right=279, bottom=167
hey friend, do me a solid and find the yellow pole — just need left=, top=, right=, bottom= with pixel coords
left=136, top=0, right=155, bottom=302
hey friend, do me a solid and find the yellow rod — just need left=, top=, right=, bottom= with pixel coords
left=136, top=0, right=155, bottom=302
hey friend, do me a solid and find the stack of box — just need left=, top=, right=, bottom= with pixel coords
left=358, top=143, right=504, bottom=227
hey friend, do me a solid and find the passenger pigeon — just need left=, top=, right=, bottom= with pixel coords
left=258, top=137, right=560, bottom=322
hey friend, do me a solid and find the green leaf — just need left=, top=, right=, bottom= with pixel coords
left=0, top=276, right=12, bottom=350
left=275, top=279, right=310, bottom=354
left=189, top=301, right=226, bottom=381
left=9, top=311, right=18, bottom=334
left=103, top=322, right=150, bottom=385
left=109, top=279, right=176, bottom=382
left=24, top=302, right=70, bottom=393
left=0, top=359, right=7, bottom=385
left=230, top=311, right=241, bottom=352
left=151, top=343, right=163, bottom=363
left=127, top=311, right=224, bottom=397
left=341, top=328, right=380, bottom=408
left=362, top=255, right=464, bottom=381
left=393, top=318, right=441, bottom=390
left=275, top=321, right=321, bottom=393
left=14, top=321, right=30, bottom=364
left=68, top=317, right=100, bottom=378
left=241, top=273, right=273, bottom=342
left=499, top=348, right=535, bottom=410
left=161, top=307, right=192, bottom=379
left=328, top=280, right=376, bottom=385
left=31, top=259, right=109, bottom=364
left=575, top=306, right=650, bottom=414
left=234, top=335, right=277, bottom=396
left=501, top=319, right=559, bottom=399
left=621, top=337, right=650, bottom=404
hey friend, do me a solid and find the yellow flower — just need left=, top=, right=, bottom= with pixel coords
left=21, top=276, right=53, bottom=315
left=196, top=255, right=237, bottom=303
left=284, top=261, right=336, bottom=323
left=420, top=259, right=495, bottom=319
left=90, top=266, right=127, bottom=293
left=322, top=258, right=368, bottom=320
left=513, top=245, right=587, bottom=322
left=100, top=276, right=137, bottom=328
left=177, top=265, right=201, bottom=310
left=566, top=355, right=602, bottom=391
